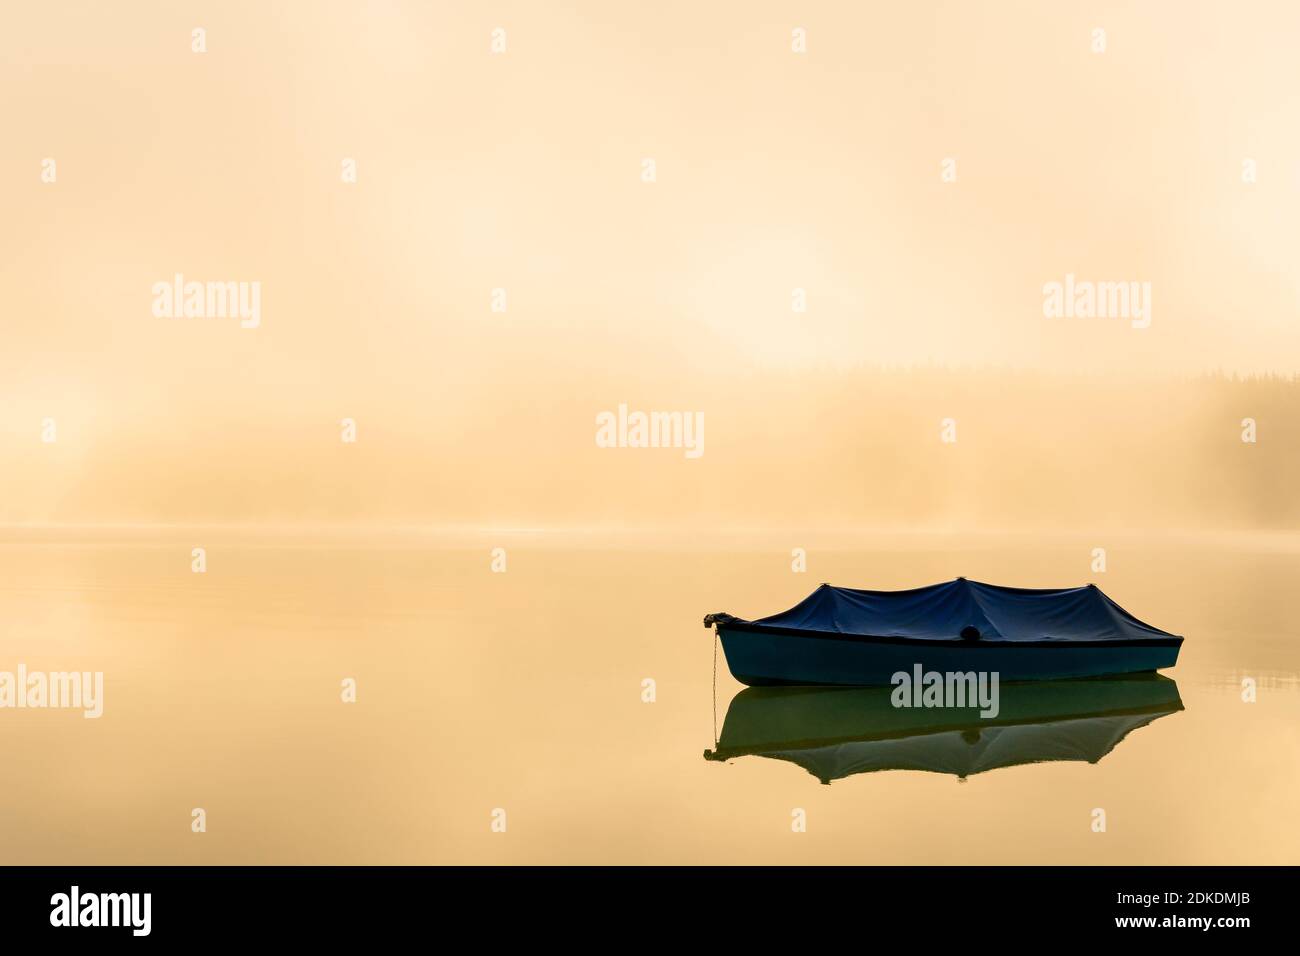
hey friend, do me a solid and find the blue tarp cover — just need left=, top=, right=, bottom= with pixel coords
left=753, top=579, right=1179, bottom=643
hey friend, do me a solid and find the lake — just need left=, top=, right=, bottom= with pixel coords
left=0, top=529, right=1296, bottom=864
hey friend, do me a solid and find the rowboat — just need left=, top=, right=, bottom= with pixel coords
left=704, top=578, right=1182, bottom=686
left=704, top=674, right=1183, bottom=783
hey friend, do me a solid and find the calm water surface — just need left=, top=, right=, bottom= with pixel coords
left=1, top=531, right=1297, bottom=864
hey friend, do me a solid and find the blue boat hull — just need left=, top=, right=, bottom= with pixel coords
left=717, top=626, right=1181, bottom=686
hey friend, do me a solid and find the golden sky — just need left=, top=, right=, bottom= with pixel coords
left=2, top=1, right=1297, bottom=527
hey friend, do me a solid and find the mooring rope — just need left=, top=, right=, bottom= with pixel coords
left=712, top=629, right=719, bottom=746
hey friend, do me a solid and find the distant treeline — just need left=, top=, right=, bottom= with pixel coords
left=4, top=368, right=1297, bottom=531
left=683, top=367, right=1300, bottom=531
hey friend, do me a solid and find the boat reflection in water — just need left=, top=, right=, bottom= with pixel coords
left=704, top=674, right=1183, bottom=784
